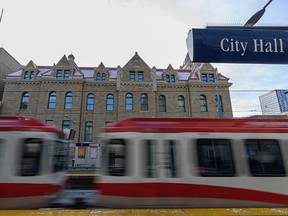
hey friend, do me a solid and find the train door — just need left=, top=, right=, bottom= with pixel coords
left=142, top=136, right=180, bottom=207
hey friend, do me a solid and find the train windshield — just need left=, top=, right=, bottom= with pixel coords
left=53, top=139, right=69, bottom=172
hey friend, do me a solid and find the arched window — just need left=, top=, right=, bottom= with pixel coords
left=64, top=92, right=73, bottom=109
left=48, top=91, right=56, bottom=109
left=166, top=75, right=170, bottom=83
left=125, top=93, right=133, bottom=111
left=102, top=73, right=106, bottom=81
left=24, top=71, right=29, bottom=80
left=140, top=93, right=148, bottom=111
left=29, top=71, right=34, bottom=79
left=171, top=75, right=175, bottom=83
left=200, top=95, right=208, bottom=112
left=159, top=95, right=167, bottom=112
left=20, top=92, right=29, bottom=109
left=86, top=93, right=94, bottom=111
left=178, top=95, right=186, bottom=112
left=96, top=72, right=101, bottom=81
left=106, top=94, right=114, bottom=111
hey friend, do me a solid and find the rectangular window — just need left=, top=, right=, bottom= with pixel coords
left=56, top=70, right=62, bottom=79
left=129, top=71, right=135, bottom=81
left=20, top=138, right=43, bottom=176
left=209, top=74, right=215, bottom=83
left=144, top=140, right=157, bottom=178
left=53, top=140, right=68, bottom=172
left=64, top=70, right=70, bottom=79
left=138, top=71, right=143, bottom=81
left=108, top=139, right=126, bottom=176
left=246, top=140, right=285, bottom=176
left=84, top=121, right=93, bottom=142
left=197, top=139, right=235, bottom=176
left=90, top=147, right=98, bottom=159
left=78, top=147, right=86, bottom=159
left=201, top=73, right=208, bottom=82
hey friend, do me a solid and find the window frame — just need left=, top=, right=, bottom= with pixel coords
left=197, top=139, right=235, bottom=177
left=200, top=95, right=208, bottom=112
left=64, top=92, right=73, bottom=110
left=138, top=71, right=143, bottom=81
left=106, top=94, right=114, bottom=111
left=159, top=95, right=167, bottom=112
left=125, top=93, right=133, bottom=111
left=178, top=95, right=186, bottom=112
left=86, top=93, right=94, bottom=111
left=140, top=93, right=148, bottom=111
left=245, top=139, right=285, bottom=177
left=48, top=91, right=56, bottom=109
left=20, top=92, right=30, bottom=110
left=84, top=121, right=93, bottom=142
left=129, top=71, right=135, bottom=81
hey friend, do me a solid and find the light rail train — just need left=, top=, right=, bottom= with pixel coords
left=0, top=116, right=69, bottom=209
left=97, top=117, right=288, bottom=208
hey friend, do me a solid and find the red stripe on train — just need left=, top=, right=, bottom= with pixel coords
left=0, top=183, right=62, bottom=198
left=97, top=183, right=288, bottom=205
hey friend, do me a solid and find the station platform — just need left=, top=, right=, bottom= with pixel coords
left=0, top=208, right=288, bottom=216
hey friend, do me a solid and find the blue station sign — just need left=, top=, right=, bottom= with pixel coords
left=186, top=28, right=288, bottom=64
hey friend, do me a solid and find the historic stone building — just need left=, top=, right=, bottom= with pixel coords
left=1, top=52, right=233, bottom=167
left=0, top=48, right=22, bottom=99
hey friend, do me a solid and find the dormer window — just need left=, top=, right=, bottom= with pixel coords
left=202, top=73, right=208, bottom=82
left=171, top=75, right=175, bottom=83
left=56, top=70, right=62, bottom=79
left=166, top=75, right=170, bottom=83
left=96, top=72, right=101, bottom=81
left=64, top=70, right=70, bottom=79
left=209, top=74, right=215, bottom=83
left=24, top=71, right=29, bottom=80
left=29, top=71, right=34, bottom=79
left=102, top=73, right=106, bottom=81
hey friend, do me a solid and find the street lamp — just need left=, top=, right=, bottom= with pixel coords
left=244, top=0, right=273, bottom=26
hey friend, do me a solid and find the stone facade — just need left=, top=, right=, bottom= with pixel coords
left=0, top=48, right=22, bottom=99
left=1, top=52, right=233, bottom=167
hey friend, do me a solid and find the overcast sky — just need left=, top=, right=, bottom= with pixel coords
left=1, top=0, right=287, bottom=117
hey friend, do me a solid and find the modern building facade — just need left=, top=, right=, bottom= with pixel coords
left=1, top=52, right=233, bottom=167
left=259, top=89, right=288, bottom=115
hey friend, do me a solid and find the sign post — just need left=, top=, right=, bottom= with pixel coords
left=186, top=28, right=288, bottom=64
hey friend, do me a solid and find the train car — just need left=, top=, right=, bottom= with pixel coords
left=0, top=116, right=69, bottom=209
left=97, top=117, right=288, bottom=208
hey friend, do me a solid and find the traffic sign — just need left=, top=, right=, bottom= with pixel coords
left=186, top=28, right=288, bottom=64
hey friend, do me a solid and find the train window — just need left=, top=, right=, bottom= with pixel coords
left=108, top=139, right=126, bottom=176
left=144, top=139, right=157, bottom=178
left=20, top=138, right=43, bottom=176
left=197, top=139, right=235, bottom=177
left=245, top=140, right=285, bottom=177
left=53, top=140, right=68, bottom=172
left=165, top=140, right=178, bottom=178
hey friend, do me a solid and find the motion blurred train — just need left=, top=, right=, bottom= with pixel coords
left=0, top=116, right=68, bottom=209
left=97, top=117, right=288, bottom=208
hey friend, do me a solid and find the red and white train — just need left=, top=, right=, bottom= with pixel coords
left=0, top=116, right=68, bottom=209
left=97, top=117, right=288, bottom=208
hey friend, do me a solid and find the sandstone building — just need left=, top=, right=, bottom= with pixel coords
left=1, top=52, right=233, bottom=167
